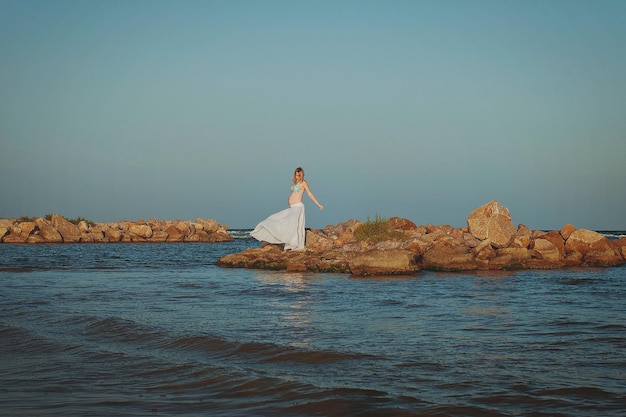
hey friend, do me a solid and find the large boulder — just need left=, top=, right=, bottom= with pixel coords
left=467, top=200, right=516, bottom=248
left=565, top=229, right=622, bottom=266
left=129, top=224, right=153, bottom=239
left=531, top=238, right=561, bottom=261
left=348, top=249, right=417, bottom=275
left=34, top=218, right=63, bottom=243
left=51, top=214, right=81, bottom=243
left=421, top=240, right=477, bottom=271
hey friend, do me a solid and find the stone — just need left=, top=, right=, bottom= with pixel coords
left=3, top=234, right=25, bottom=243
left=467, top=200, right=516, bottom=248
left=17, top=222, right=36, bottom=240
left=536, top=231, right=565, bottom=259
left=51, top=214, right=81, bottom=243
left=497, top=247, right=531, bottom=261
left=129, top=224, right=153, bottom=238
left=305, top=229, right=333, bottom=252
left=348, top=249, right=417, bottom=275
left=105, top=229, right=123, bottom=242
left=165, top=225, right=184, bottom=242
left=34, top=218, right=63, bottom=243
left=421, top=241, right=477, bottom=271
left=565, top=229, right=612, bottom=255
left=565, top=229, right=622, bottom=267
left=195, top=218, right=220, bottom=233
left=560, top=224, right=576, bottom=240
left=531, top=238, right=561, bottom=261
left=387, top=217, right=417, bottom=231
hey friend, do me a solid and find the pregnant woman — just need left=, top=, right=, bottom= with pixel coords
left=250, top=167, right=324, bottom=250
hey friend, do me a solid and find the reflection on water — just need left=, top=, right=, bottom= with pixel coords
left=253, top=271, right=314, bottom=348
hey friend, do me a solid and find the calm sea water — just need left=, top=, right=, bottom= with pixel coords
left=1, top=235, right=625, bottom=416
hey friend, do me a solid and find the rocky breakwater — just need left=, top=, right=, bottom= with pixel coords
left=0, top=215, right=233, bottom=243
left=217, top=200, right=626, bottom=275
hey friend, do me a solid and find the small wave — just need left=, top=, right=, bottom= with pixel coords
left=84, top=317, right=165, bottom=343
left=229, top=229, right=253, bottom=239
left=164, top=333, right=367, bottom=364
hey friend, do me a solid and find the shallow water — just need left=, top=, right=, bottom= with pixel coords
left=1, top=240, right=625, bottom=416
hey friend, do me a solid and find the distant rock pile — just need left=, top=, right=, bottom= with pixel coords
left=217, top=200, right=626, bottom=275
left=0, top=215, right=233, bottom=243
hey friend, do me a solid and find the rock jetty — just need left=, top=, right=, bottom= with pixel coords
left=217, top=200, right=626, bottom=275
left=0, top=215, right=233, bottom=243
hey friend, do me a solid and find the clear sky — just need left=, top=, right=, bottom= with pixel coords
left=1, top=0, right=625, bottom=230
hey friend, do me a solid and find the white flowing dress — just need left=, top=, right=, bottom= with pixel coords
left=250, top=202, right=305, bottom=250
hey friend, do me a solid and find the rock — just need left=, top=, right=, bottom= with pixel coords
left=50, top=214, right=81, bottom=243
left=129, top=224, right=153, bottom=239
left=195, top=218, right=220, bottom=232
left=387, top=217, right=417, bottom=231
left=165, top=225, right=184, bottom=242
left=34, top=218, right=63, bottom=243
left=0, top=227, right=9, bottom=241
left=421, top=240, right=477, bottom=271
left=105, top=228, right=123, bottom=242
left=467, top=200, right=517, bottom=248
left=565, top=229, right=610, bottom=254
left=17, top=222, right=36, bottom=240
left=3, top=234, right=25, bottom=243
left=535, top=231, right=565, bottom=259
left=560, top=224, right=576, bottom=240
left=78, top=220, right=90, bottom=233
left=565, top=229, right=622, bottom=267
left=497, top=247, right=531, bottom=261
left=531, top=238, right=561, bottom=261
left=148, top=230, right=169, bottom=242
left=348, top=249, right=417, bottom=275
left=305, top=229, right=334, bottom=252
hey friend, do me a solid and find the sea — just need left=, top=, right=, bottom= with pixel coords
left=1, top=230, right=625, bottom=417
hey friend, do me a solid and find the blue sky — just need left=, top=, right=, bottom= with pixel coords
left=1, top=0, right=625, bottom=230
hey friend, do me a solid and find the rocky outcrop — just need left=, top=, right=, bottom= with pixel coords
left=0, top=216, right=233, bottom=243
left=217, top=200, right=626, bottom=275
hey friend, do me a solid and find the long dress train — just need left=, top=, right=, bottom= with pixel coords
left=250, top=202, right=305, bottom=250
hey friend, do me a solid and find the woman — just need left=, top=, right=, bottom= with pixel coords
left=250, top=167, right=324, bottom=250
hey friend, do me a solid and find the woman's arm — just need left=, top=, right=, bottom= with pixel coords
left=303, top=180, right=324, bottom=210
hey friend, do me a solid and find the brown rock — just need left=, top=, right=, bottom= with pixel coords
left=51, top=214, right=81, bottom=243
left=513, top=235, right=531, bottom=249
left=348, top=249, right=417, bottom=275
left=387, top=217, right=417, bottom=231
left=517, top=224, right=532, bottom=237
left=165, top=225, right=184, bottom=242
left=105, top=229, right=123, bottom=242
left=306, top=229, right=333, bottom=252
left=148, top=230, right=169, bottom=242
left=560, top=224, right=576, bottom=240
left=195, top=218, right=220, bottom=233
left=129, top=224, right=153, bottom=239
left=467, top=200, right=516, bottom=248
left=421, top=240, right=477, bottom=271
left=26, top=234, right=45, bottom=243
left=3, top=234, right=25, bottom=243
left=17, top=222, right=36, bottom=240
left=497, top=247, right=531, bottom=261
left=0, top=227, right=9, bottom=241
left=34, top=218, right=63, bottom=243
left=536, top=231, right=565, bottom=259
left=473, top=239, right=496, bottom=261
left=565, top=229, right=611, bottom=255
left=565, top=229, right=622, bottom=267
left=531, top=238, right=561, bottom=261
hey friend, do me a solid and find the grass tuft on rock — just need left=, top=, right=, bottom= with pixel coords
left=354, top=214, right=403, bottom=243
